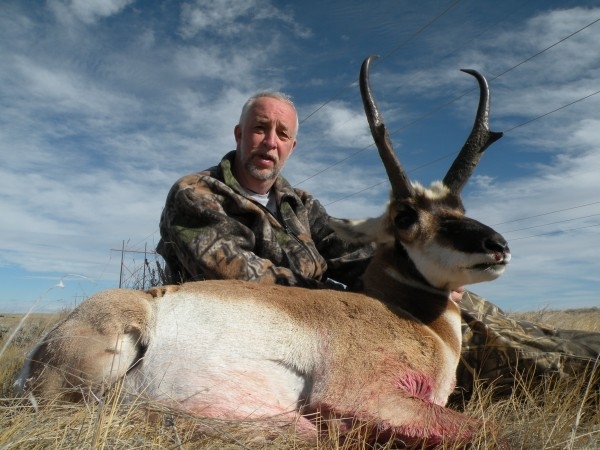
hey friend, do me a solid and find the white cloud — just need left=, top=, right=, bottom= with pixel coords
left=312, top=100, right=373, bottom=148
left=180, top=0, right=255, bottom=38
left=180, top=0, right=311, bottom=40
left=49, top=0, right=136, bottom=24
left=10, top=55, right=140, bottom=119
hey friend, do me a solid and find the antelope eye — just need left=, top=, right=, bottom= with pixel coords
left=394, top=207, right=418, bottom=229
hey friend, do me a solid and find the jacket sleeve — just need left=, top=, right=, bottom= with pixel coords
left=301, top=191, right=375, bottom=290
left=158, top=175, right=330, bottom=289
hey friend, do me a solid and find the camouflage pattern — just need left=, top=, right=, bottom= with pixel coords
left=157, top=151, right=374, bottom=289
left=454, top=290, right=600, bottom=399
left=159, top=151, right=599, bottom=397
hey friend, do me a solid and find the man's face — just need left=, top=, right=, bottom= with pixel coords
left=234, top=97, right=297, bottom=192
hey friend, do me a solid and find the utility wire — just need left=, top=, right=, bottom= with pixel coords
left=295, top=14, right=600, bottom=188
left=300, top=0, right=463, bottom=124
left=491, top=201, right=600, bottom=226
left=301, top=10, right=599, bottom=128
left=501, top=212, right=600, bottom=234
left=379, top=0, right=463, bottom=60
left=320, top=78, right=600, bottom=205
left=504, top=88, right=600, bottom=133
left=507, top=222, right=600, bottom=242
left=488, top=16, right=600, bottom=83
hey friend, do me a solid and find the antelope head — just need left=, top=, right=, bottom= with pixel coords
left=333, top=55, right=510, bottom=292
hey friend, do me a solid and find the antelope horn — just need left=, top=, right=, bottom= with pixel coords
left=443, top=69, right=503, bottom=193
left=360, top=55, right=414, bottom=199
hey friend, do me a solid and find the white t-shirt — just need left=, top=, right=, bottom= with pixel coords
left=241, top=187, right=277, bottom=215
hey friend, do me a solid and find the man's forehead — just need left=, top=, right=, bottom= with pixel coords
left=254, top=114, right=291, bottom=125
left=250, top=97, right=295, bottom=116
left=249, top=99, right=296, bottom=127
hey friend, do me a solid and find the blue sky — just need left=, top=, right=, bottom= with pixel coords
left=1, top=0, right=599, bottom=313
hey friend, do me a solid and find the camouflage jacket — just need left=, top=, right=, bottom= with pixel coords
left=452, top=290, right=600, bottom=399
left=157, top=151, right=374, bottom=288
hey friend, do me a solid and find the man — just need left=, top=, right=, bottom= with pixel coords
left=158, top=91, right=599, bottom=398
left=157, top=92, right=373, bottom=291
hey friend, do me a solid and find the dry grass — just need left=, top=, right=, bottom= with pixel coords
left=1, top=308, right=598, bottom=449
left=510, top=307, right=600, bottom=333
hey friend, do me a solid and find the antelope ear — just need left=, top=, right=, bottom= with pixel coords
left=329, top=216, right=385, bottom=244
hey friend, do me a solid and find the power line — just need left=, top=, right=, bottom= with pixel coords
left=322, top=151, right=457, bottom=206
left=501, top=212, right=600, bottom=234
left=300, top=0, right=464, bottom=125
left=319, top=78, right=600, bottom=206
left=491, top=201, right=600, bottom=226
left=296, top=14, right=600, bottom=188
left=129, top=229, right=161, bottom=252
left=380, top=0, right=463, bottom=60
left=507, top=222, right=600, bottom=242
left=504, top=88, right=600, bottom=133
left=302, top=10, right=600, bottom=130
left=488, top=16, right=600, bottom=83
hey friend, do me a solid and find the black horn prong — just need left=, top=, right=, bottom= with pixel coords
left=442, top=69, right=503, bottom=194
left=360, top=55, right=414, bottom=199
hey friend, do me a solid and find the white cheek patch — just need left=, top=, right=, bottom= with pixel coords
left=405, top=244, right=459, bottom=289
left=403, top=242, right=487, bottom=289
left=404, top=242, right=508, bottom=289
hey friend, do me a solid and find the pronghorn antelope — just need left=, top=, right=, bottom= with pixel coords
left=16, top=56, right=509, bottom=446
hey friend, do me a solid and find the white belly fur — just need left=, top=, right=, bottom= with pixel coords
left=125, top=291, right=319, bottom=419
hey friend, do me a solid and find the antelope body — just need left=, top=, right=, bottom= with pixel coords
left=16, top=56, right=509, bottom=446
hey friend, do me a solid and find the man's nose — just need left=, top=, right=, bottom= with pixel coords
left=263, top=129, right=277, bottom=148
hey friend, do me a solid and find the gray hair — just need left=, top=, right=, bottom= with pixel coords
left=239, top=91, right=299, bottom=137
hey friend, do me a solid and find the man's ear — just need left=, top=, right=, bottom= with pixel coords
left=234, top=124, right=242, bottom=145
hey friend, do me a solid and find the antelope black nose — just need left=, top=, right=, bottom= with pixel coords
left=484, top=237, right=509, bottom=254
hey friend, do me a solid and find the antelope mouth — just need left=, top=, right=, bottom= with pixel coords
left=472, top=262, right=505, bottom=271
left=471, top=251, right=511, bottom=272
